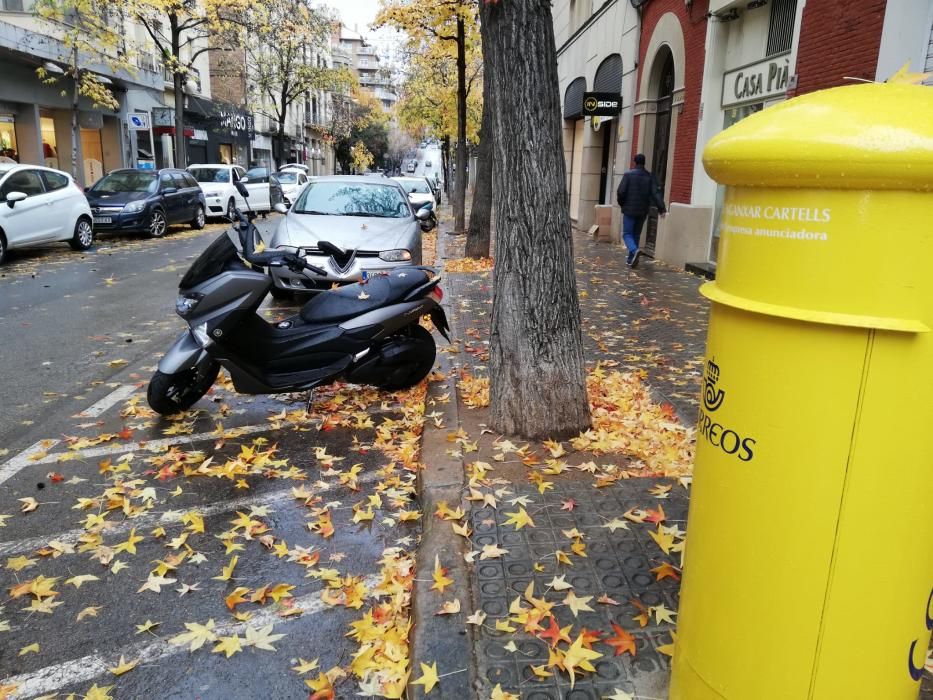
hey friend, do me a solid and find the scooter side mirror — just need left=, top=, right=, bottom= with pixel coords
left=235, top=181, right=249, bottom=197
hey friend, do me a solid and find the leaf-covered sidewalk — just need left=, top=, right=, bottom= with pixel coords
left=413, top=219, right=709, bottom=699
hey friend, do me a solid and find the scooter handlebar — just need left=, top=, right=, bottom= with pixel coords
left=233, top=205, right=326, bottom=277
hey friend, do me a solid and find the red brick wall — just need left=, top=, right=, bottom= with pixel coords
left=630, top=0, right=709, bottom=205
left=791, top=0, right=887, bottom=96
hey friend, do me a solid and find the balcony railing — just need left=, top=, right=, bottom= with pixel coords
left=162, top=65, right=202, bottom=93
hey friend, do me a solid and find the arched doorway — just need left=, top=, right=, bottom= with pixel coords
left=644, top=47, right=675, bottom=255
left=563, top=77, right=586, bottom=220
left=593, top=54, right=623, bottom=204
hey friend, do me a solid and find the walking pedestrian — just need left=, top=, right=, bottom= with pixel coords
left=616, top=153, right=666, bottom=268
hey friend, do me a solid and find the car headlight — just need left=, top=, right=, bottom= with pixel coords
left=124, top=200, right=147, bottom=214
left=379, top=249, right=412, bottom=262
left=175, top=293, right=203, bottom=316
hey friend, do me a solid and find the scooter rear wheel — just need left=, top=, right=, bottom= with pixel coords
left=147, top=360, right=220, bottom=415
left=377, top=324, right=436, bottom=391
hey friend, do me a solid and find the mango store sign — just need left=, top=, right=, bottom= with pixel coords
left=721, top=52, right=790, bottom=108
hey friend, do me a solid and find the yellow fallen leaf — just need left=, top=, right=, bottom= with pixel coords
left=411, top=661, right=439, bottom=694
left=108, top=655, right=139, bottom=676
left=77, top=605, right=101, bottom=622
left=19, top=642, right=40, bottom=655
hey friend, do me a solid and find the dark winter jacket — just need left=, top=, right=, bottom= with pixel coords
left=616, top=166, right=666, bottom=217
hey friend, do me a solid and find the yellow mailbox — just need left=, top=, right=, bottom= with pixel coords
left=670, top=82, right=933, bottom=700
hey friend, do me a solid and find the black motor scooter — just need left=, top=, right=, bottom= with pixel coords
left=146, top=184, right=450, bottom=415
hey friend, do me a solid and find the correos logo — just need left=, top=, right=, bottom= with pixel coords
left=697, top=359, right=757, bottom=462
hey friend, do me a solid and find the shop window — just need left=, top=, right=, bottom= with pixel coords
left=81, top=128, right=103, bottom=185
left=0, top=116, right=17, bottom=162
left=41, top=116, right=59, bottom=169
left=766, top=0, right=797, bottom=56
left=219, top=143, right=232, bottom=164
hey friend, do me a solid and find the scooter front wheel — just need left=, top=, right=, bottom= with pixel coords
left=147, top=360, right=220, bottom=415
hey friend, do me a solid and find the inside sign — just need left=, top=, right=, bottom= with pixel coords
left=582, top=92, right=622, bottom=117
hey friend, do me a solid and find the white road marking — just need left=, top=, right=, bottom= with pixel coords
left=0, top=440, right=61, bottom=485
left=74, top=384, right=138, bottom=418
left=9, top=403, right=405, bottom=471
left=3, top=574, right=382, bottom=699
left=0, top=470, right=383, bottom=558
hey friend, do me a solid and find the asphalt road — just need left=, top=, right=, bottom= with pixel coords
left=0, top=219, right=425, bottom=698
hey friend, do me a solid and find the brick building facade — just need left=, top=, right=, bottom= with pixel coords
left=791, top=1, right=887, bottom=96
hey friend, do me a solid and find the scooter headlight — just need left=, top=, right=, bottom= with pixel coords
left=379, top=249, right=412, bottom=262
left=175, top=293, right=203, bottom=316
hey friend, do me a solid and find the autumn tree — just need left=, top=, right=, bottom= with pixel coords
left=483, top=0, right=590, bottom=439
left=333, top=89, right=389, bottom=174
left=376, top=0, right=479, bottom=234
left=33, top=0, right=135, bottom=180
left=132, top=0, right=242, bottom=167
left=233, top=0, right=344, bottom=167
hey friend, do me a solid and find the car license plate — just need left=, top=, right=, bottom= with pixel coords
left=93, top=216, right=112, bottom=224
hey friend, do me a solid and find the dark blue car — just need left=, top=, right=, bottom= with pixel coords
left=85, top=168, right=206, bottom=238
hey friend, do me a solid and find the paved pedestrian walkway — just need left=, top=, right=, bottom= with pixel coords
left=428, top=217, right=706, bottom=699
left=429, top=212, right=932, bottom=699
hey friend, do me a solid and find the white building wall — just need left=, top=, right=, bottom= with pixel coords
left=554, top=0, right=640, bottom=232
left=875, top=0, right=933, bottom=82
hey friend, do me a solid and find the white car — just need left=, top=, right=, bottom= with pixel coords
left=274, top=169, right=311, bottom=207
left=392, top=176, right=437, bottom=210
left=0, top=163, right=93, bottom=265
left=187, top=164, right=248, bottom=220
left=280, top=163, right=309, bottom=174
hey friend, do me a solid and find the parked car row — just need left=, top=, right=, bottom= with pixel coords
left=0, top=161, right=314, bottom=265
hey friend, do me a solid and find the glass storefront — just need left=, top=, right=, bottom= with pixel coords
left=40, top=115, right=58, bottom=169
left=81, top=127, right=104, bottom=185
left=0, top=115, right=18, bottom=162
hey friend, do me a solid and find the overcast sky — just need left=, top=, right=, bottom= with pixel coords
left=317, top=0, right=381, bottom=37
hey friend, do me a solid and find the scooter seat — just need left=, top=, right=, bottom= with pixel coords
left=300, top=268, right=431, bottom=324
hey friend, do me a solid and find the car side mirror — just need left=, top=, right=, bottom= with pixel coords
left=235, top=181, right=249, bottom=197
left=239, top=176, right=249, bottom=183
left=161, top=186, right=178, bottom=195
left=273, top=202, right=288, bottom=214
left=415, top=206, right=433, bottom=221
left=5, top=191, right=27, bottom=207
left=83, top=186, right=90, bottom=193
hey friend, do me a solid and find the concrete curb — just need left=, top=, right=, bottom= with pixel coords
left=409, top=210, right=477, bottom=698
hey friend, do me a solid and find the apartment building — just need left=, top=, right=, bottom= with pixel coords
left=0, top=0, right=164, bottom=185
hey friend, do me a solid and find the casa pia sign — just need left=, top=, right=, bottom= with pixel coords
left=721, top=52, right=790, bottom=109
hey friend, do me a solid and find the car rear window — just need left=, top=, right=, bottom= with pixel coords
left=41, top=170, right=69, bottom=191
left=189, top=168, right=228, bottom=184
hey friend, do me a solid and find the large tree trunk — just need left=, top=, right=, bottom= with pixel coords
left=465, top=12, right=493, bottom=260
left=484, top=0, right=590, bottom=440
left=453, top=16, right=467, bottom=234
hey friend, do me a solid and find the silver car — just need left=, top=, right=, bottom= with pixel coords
left=267, top=175, right=435, bottom=297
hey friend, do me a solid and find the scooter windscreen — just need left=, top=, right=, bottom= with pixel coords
left=178, top=233, right=240, bottom=290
